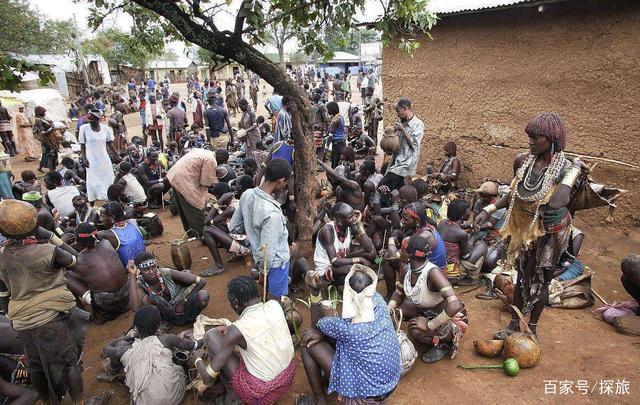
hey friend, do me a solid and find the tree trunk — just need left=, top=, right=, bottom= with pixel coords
left=129, top=0, right=318, bottom=257
left=237, top=49, right=317, bottom=256
left=278, top=44, right=286, bottom=71
left=239, top=47, right=317, bottom=256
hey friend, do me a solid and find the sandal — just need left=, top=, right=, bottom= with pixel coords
left=227, top=254, right=244, bottom=263
left=475, top=280, right=497, bottom=300
left=96, top=360, right=125, bottom=383
left=475, top=290, right=497, bottom=300
left=421, top=342, right=452, bottom=364
left=493, top=325, right=519, bottom=340
left=201, top=266, right=226, bottom=277
left=456, top=277, right=481, bottom=286
left=294, top=394, right=318, bottom=405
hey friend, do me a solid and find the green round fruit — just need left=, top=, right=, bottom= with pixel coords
left=504, top=358, right=520, bottom=377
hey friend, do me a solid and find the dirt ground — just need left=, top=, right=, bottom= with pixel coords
left=6, top=81, right=640, bottom=404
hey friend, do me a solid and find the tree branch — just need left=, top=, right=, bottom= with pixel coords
left=234, top=0, right=251, bottom=39
left=131, top=0, right=226, bottom=48
left=210, top=59, right=233, bottom=73
left=189, top=0, right=220, bottom=33
left=241, top=0, right=325, bottom=34
left=90, top=3, right=127, bottom=32
left=379, top=0, right=389, bottom=16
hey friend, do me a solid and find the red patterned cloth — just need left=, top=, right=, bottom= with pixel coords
left=444, top=241, right=460, bottom=265
left=314, top=130, right=324, bottom=147
left=230, top=359, right=296, bottom=405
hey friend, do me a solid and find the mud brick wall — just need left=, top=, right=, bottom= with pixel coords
left=382, top=0, right=640, bottom=227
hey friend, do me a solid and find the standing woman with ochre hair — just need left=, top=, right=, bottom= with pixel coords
left=474, top=113, right=585, bottom=339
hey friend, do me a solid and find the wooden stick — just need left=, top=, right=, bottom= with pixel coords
left=510, top=304, right=535, bottom=336
left=377, top=228, right=387, bottom=275
left=262, top=244, right=269, bottom=302
left=591, top=287, right=608, bottom=305
left=564, top=152, right=640, bottom=170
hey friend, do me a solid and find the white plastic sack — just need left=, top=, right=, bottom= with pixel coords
left=398, top=329, right=418, bottom=376
left=391, top=308, right=417, bottom=376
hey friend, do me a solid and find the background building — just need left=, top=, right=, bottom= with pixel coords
left=16, top=54, right=111, bottom=98
left=317, top=51, right=361, bottom=76
left=147, top=58, right=209, bottom=82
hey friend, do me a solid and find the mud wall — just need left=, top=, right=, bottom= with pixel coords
left=382, top=0, right=640, bottom=227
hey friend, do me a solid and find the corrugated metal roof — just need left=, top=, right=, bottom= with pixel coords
left=15, top=54, right=107, bottom=73
left=330, top=51, right=361, bottom=62
left=148, top=58, right=195, bottom=69
left=427, top=0, right=536, bottom=14
left=358, top=0, right=556, bottom=22
left=317, top=51, right=361, bottom=63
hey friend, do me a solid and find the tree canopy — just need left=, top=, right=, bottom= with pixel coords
left=86, top=0, right=437, bottom=254
left=0, top=0, right=75, bottom=55
left=82, top=28, right=164, bottom=70
left=0, top=0, right=73, bottom=91
left=264, top=22, right=297, bottom=70
left=324, top=27, right=380, bottom=56
left=87, top=1, right=436, bottom=67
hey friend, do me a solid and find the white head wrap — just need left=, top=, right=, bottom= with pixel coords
left=341, top=264, right=378, bottom=324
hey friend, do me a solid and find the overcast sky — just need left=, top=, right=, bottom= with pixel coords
left=28, top=0, right=383, bottom=56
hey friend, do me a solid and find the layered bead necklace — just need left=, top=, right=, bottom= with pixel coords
left=439, top=156, right=456, bottom=175
left=500, top=151, right=566, bottom=235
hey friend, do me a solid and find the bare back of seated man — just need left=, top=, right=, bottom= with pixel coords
left=74, top=241, right=127, bottom=293
left=66, top=223, right=130, bottom=323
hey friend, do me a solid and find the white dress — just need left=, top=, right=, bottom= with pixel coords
left=78, top=123, right=115, bottom=201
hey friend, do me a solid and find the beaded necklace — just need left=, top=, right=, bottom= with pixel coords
left=439, top=156, right=456, bottom=176
left=523, top=165, right=547, bottom=191
left=514, top=152, right=565, bottom=202
left=500, top=152, right=565, bottom=236
left=75, top=208, right=93, bottom=224
left=143, top=275, right=168, bottom=297
left=404, top=262, right=431, bottom=304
